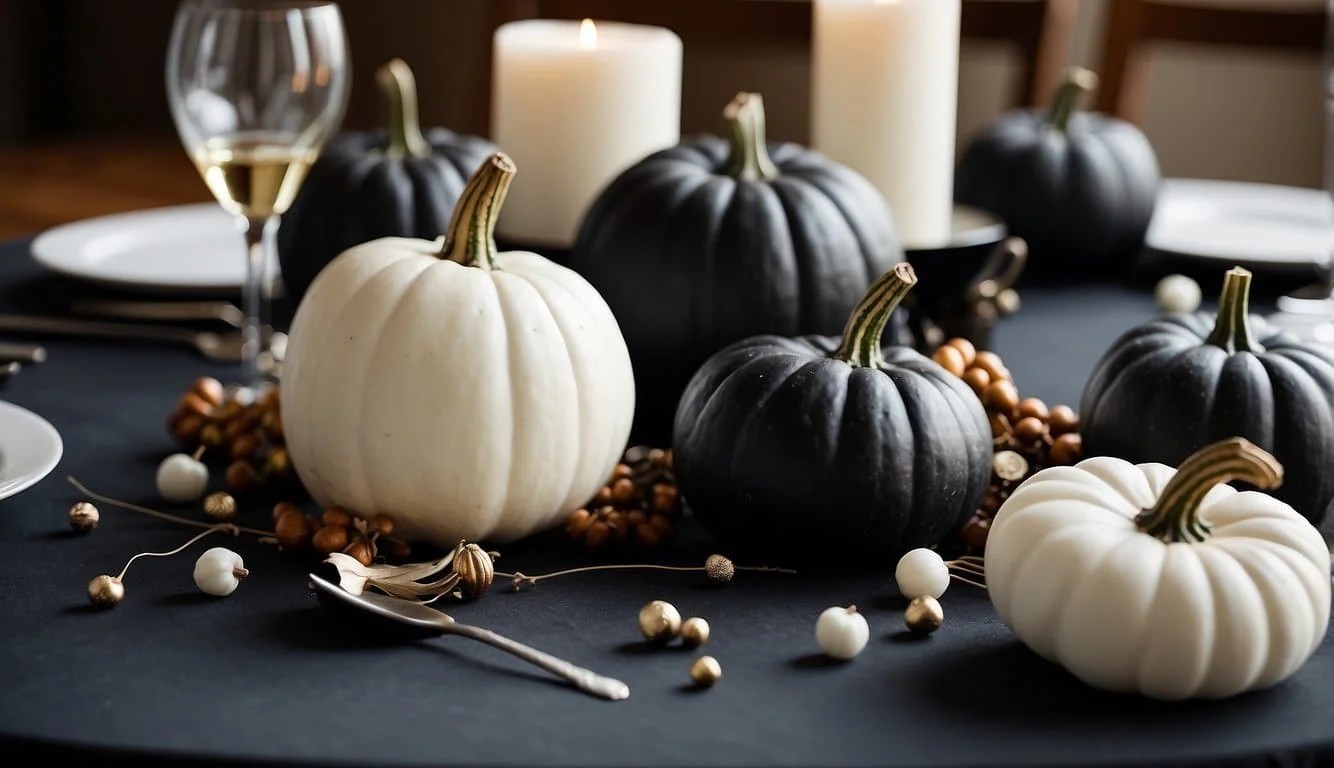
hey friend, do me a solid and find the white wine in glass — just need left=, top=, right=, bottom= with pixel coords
left=167, top=0, right=350, bottom=383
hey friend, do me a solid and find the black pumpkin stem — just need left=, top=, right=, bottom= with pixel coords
left=1134, top=438, right=1283, bottom=543
left=439, top=153, right=515, bottom=270
left=377, top=59, right=431, bottom=158
left=1205, top=266, right=1262, bottom=354
left=833, top=263, right=917, bottom=368
left=1047, top=67, right=1099, bottom=133
left=723, top=92, right=780, bottom=181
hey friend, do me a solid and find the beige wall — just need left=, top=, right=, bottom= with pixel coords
left=26, top=1, right=1320, bottom=188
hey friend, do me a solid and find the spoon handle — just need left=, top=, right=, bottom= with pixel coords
left=443, top=622, right=630, bottom=701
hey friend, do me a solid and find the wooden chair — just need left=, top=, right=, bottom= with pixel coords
left=1097, top=0, right=1326, bottom=123
left=480, top=0, right=1080, bottom=134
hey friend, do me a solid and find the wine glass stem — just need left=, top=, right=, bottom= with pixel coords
left=240, top=215, right=277, bottom=385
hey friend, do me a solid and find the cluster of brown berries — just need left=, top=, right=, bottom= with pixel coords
left=166, top=377, right=295, bottom=495
left=565, top=446, right=682, bottom=550
left=270, top=502, right=411, bottom=566
left=931, top=337, right=1083, bottom=553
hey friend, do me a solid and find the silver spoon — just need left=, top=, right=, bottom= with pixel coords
left=307, top=573, right=630, bottom=701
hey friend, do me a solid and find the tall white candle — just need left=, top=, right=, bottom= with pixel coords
left=812, top=0, right=960, bottom=249
left=492, top=19, right=682, bottom=249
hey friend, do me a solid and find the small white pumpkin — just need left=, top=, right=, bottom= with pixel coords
left=281, top=154, right=634, bottom=546
left=193, top=547, right=248, bottom=597
left=156, top=451, right=209, bottom=503
left=815, top=605, right=869, bottom=660
left=987, top=438, right=1331, bottom=700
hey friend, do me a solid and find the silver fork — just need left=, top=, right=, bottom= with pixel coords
left=0, top=315, right=244, bottom=362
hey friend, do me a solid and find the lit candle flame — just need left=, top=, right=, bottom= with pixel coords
left=579, top=18, right=597, bottom=49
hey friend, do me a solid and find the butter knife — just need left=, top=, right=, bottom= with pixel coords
left=309, top=573, right=630, bottom=701
left=71, top=299, right=245, bottom=329
left=0, top=343, right=45, bottom=364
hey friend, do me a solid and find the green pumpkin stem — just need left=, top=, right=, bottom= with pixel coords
left=377, top=59, right=431, bottom=158
left=1134, top=438, right=1283, bottom=543
left=723, top=92, right=780, bottom=181
left=833, top=263, right=917, bottom=369
left=1205, top=266, right=1262, bottom=353
left=439, top=153, right=515, bottom=269
left=1047, top=67, right=1099, bottom=133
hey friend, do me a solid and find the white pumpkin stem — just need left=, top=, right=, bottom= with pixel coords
left=439, top=153, right=516, bottom=270
left=1047, top=67, right=1098, bottom=133
left=833, top=263, right=917, bottom=369
left=1205, top=267, right=1262, bottom=354
left=724, top=92, right=779, bottom=181
left=1135, top=438, right=1283, bottom=543
left=377, top=59, right=431, bottom=158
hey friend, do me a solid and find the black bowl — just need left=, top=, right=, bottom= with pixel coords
left=903, top=204, right=1010, bottom=315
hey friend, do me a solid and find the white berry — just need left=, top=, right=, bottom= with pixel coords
left=895, top=548, right=950, bottom=599
left=156, top=452, right=209, bottom=502
left=815, top=605, right=869, bottom=661
left=193, top=547, right=248, bottom=597
left=1155, top=274, right=1202, bottom=314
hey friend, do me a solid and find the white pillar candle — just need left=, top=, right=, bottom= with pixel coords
left=492, top=19, right=682, bottom=249
left=812, top=0, right=960, bottom=249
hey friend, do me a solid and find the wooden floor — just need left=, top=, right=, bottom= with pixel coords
left=0, top=137, right=210, bottom=241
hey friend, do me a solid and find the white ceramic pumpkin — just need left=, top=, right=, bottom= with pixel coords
left=986, top=438, right=1331, bottom=700
left=281, top=153, right=635, bottom=546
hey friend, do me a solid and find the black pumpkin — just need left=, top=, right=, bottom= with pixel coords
left=1081, top=267, right=1334, bottom=524
left=672, top=264, right=992, bottom=566
left=570, top=92, right=904, bottom=444
left=954, top=67, right=1160, bottom=277
left=278, top=59, right=497, bottom=301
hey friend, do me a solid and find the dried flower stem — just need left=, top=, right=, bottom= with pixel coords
left=945, top=555, right=987, bottom=589
left=496, top=562, right=797, bottom=586
left=116, top=525, right=235, bottom=581
left=67, top=475, right=272, bottom=538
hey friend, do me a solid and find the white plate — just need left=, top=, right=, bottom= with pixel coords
left=31, top=204, right=277, bottom=294
left=0, top=400, right=63, bottom=501
left=1147, top=179, right=1334, bottom=271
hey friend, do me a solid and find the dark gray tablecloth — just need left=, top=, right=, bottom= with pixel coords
left=0, top=237, right=1331, bottom=768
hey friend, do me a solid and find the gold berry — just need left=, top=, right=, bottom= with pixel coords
left=1048, top=405, right=1080, bottom=435
left=372, top=514, right=396, bottom=536
left=1050, top=432, right=1083, bottom=465
left=69, top=501, right=100, bottom=533
left=638, top=599, right=682, bottom=644
left=453, top=542, right=497, bottom=598
left=681, top=617, right=710, bottom=648
left=88, top=574, right=124, bottom=607
left=905, top=596, right=944, bottom=634
left=689, top=655, right=722, bottom=687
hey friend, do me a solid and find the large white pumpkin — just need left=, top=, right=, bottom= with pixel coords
left=281, top=154, right=634, bottom=545
left=987, top=438, right=1331, bottom=700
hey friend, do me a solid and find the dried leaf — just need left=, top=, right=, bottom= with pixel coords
left=323, top=542, right=467, bottom=600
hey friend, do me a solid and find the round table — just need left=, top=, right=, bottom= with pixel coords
left=0, top=238, right=1330, bottom=768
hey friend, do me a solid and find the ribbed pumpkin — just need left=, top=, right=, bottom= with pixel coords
left=570, top=92, right=903, bottom=443
left=954, top=67, right=1160, bottom=276
left=281, top=154, right=635, bottom=546
left=673, top=264, right=991, bottom=566
left=1081, top=266, right=1334, bottom=524
left=278, top=59, right=497, bottom=301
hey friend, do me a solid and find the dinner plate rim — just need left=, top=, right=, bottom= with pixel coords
left=0, top=400, right=63, bottom=502
left=29, top=203, right=249, bottom=294
left=1147, top=177, right=1331, bottom=273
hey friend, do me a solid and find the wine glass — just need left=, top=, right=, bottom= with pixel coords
left=166, top=0, right=350, bottom=383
